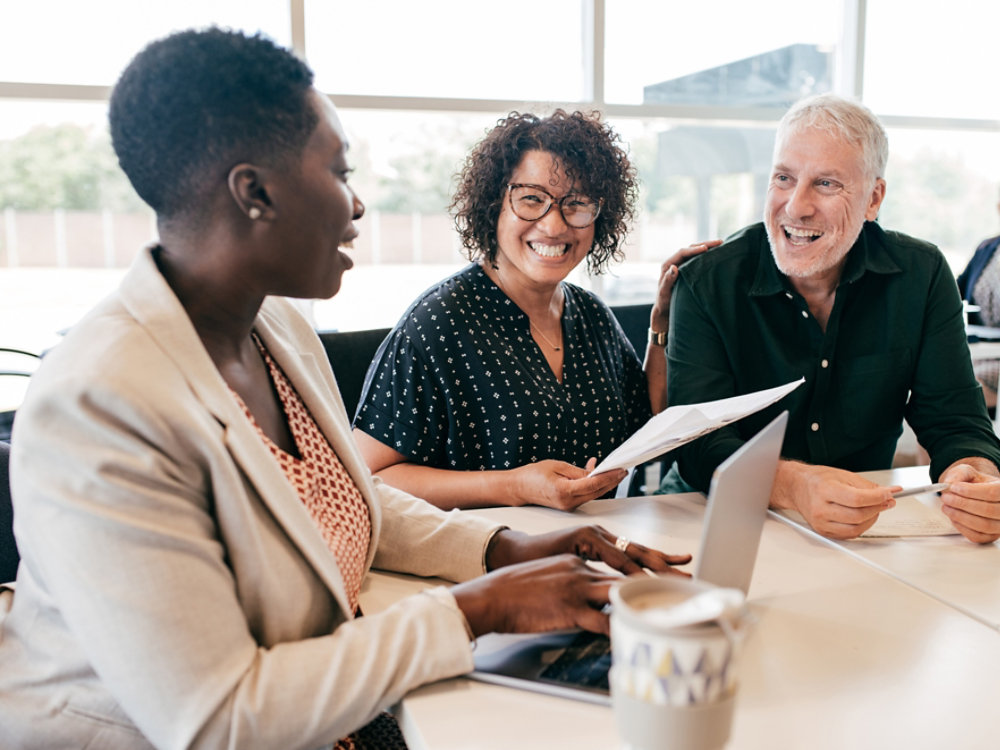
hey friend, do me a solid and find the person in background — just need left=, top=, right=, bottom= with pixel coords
left=666, top=93, right=1000, bottom=543
left=0, top=28, right=691, bottom=749
left=957, top=196, right=1000, bottom=408
left=353, top=110, right=706, bottom=511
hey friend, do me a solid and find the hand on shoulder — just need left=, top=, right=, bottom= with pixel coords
left=651, top=240, right=721, bottom=328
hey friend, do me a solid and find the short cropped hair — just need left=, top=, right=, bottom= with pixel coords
left=450, top=110, right=639, bottom=275
left=776, top=93, right=889, bottom=182
left=109, top=27, right=317, bottom=219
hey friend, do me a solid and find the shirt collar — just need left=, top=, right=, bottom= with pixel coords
left=749, top=221, right=903, bottom=298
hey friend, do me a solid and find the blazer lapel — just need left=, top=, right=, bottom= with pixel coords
left=253, top=303, right=384, bottom=572
left=116, top=248, right=354, bottom=613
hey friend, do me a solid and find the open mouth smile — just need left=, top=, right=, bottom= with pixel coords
left=783, top=226, right=822, bottom=246
left=528, top=241, right=569, bottom=258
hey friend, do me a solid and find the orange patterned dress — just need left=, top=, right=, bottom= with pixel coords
left=233, top=335, right=407, bottom=750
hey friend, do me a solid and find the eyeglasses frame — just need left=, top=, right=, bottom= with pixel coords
left=506, top=183, right=604, bottom=229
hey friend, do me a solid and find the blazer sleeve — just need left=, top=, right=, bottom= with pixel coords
left=372, top=476, right=502, bottom=581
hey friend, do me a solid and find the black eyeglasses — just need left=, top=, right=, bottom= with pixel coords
left=506, top=183, right=603, bottom=229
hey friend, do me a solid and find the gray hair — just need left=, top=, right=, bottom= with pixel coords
left=776, top=94, right=888, bottom=181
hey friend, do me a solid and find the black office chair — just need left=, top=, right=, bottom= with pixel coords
left=609, top=302, right=653, bottom=358
left=0, top=347, right=42, bottom=442
left=609, top=302, right=669, bottom=495
left=0, top=440, right=18, bottom=583
left=317, top=328, right=392, bottom=420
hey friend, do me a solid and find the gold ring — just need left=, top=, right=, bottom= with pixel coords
left=614, top=536, right=630, bottom=553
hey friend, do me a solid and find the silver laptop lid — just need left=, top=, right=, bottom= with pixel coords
left=694, top=410, right=788, bottom=594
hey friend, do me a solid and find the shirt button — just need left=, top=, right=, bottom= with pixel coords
left=821, top=359, right=829, bottom=368
left=801, top=310, right=808, bottom=319
left=785, top=292, right=794, bottom=300
left=811, top=422, right=820, bottom=432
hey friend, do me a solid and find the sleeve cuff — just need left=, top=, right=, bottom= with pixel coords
left=481, top=525, right=510, bottom=573
left=420, top=585, right=475, bottom=643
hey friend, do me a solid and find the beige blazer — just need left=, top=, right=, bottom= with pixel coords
left=0, top=247, right=501, bottom=750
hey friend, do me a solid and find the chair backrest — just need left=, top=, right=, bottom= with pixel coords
left=0, top=347, right=42, bottom=442
left=0, top=440, right=18, bottom=583
left=609, top=302, right=654, bottom=357
left=317, top=328, right=392, bottom=420
left=608, top=302, right=662, bottom=495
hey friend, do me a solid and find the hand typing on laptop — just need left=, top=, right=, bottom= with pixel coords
left=452, top=526, right=691, bottom=638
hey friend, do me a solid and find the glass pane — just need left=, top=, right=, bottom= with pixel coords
left=592, top=117, right=766, bottom=305
left=605, top=0, right=842, bottom=106
left=305, top=1, right=585, bottom=101
left=0, top=99, right=107, bottom=141
left=311, top=108, right=767, bottom=331
left=311, top=108, right=496, bottom=332
left=0, top=100, right=152, bottom=351
left=0, top=0, right=291, bottom=86
left=864, top=0, right=1000, bottom=120
left=881, top=128, right=1000, bottom=273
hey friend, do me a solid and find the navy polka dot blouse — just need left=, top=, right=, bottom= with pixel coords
left=354, top=264, right=651, bottom=471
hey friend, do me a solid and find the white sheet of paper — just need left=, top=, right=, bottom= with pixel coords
left=777, top=493, right=959, bottom=538
left=860, top=494, right=959, bottom=537
left=588, top=378, right=805, bottom=475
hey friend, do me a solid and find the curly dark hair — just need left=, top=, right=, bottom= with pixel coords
left=109, top=27, right=317, bottom=220
left=450, top=110, right=638, bottom=275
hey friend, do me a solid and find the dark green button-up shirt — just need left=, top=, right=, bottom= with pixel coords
left=668, top=221, right=1000, bottom=492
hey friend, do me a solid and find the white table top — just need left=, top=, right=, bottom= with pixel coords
left=776, top=465, right=1000, bottom=630
left=360, top=491, right=1000, bottom=750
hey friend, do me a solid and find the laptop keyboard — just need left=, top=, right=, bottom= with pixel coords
left=538, top=631, right=612, bottom=691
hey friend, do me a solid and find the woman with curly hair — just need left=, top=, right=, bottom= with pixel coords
left=354, top=111, right=705, bottom=511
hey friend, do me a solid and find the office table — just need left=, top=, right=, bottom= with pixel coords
left=773, top=465, right=1000, bottom=631
left=359, top=491, right=1000, bottom=750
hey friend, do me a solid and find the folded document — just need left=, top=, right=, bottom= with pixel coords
left=589, top=378, right=805, bottom=475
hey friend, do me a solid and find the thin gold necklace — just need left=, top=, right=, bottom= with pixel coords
left=529, top=320, right=562, bottom=351
left=492, top=265, right=563, bottom=352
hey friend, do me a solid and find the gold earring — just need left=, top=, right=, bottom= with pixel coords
left=248, top=207, right=262, bottom=220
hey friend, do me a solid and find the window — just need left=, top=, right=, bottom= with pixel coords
left=305, top=0, right=585, bottom=102
left=2, top=0, right=997, bottom=353
left=0, top=1, right=291, bottom=86
left=864, top=0, right=1000, bottom=120
left=882, top=128, right=1000, bottom=273
left=604, top=0, right=843, bottom=106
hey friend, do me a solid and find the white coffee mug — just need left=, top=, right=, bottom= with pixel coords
left=609, top=576, right=751, bottom=750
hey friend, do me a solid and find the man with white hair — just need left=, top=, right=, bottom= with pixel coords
left=667, top=93, right=1000, bottom=543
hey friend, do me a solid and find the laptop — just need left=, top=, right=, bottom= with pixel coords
left=469, top=411, right=788, bottom=705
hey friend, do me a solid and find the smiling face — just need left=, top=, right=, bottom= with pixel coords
left=493, top=149, right=595, bottom=290
left=265, top=91, right=364, bottom=300
left=764, top=125, right=886, bottom=285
